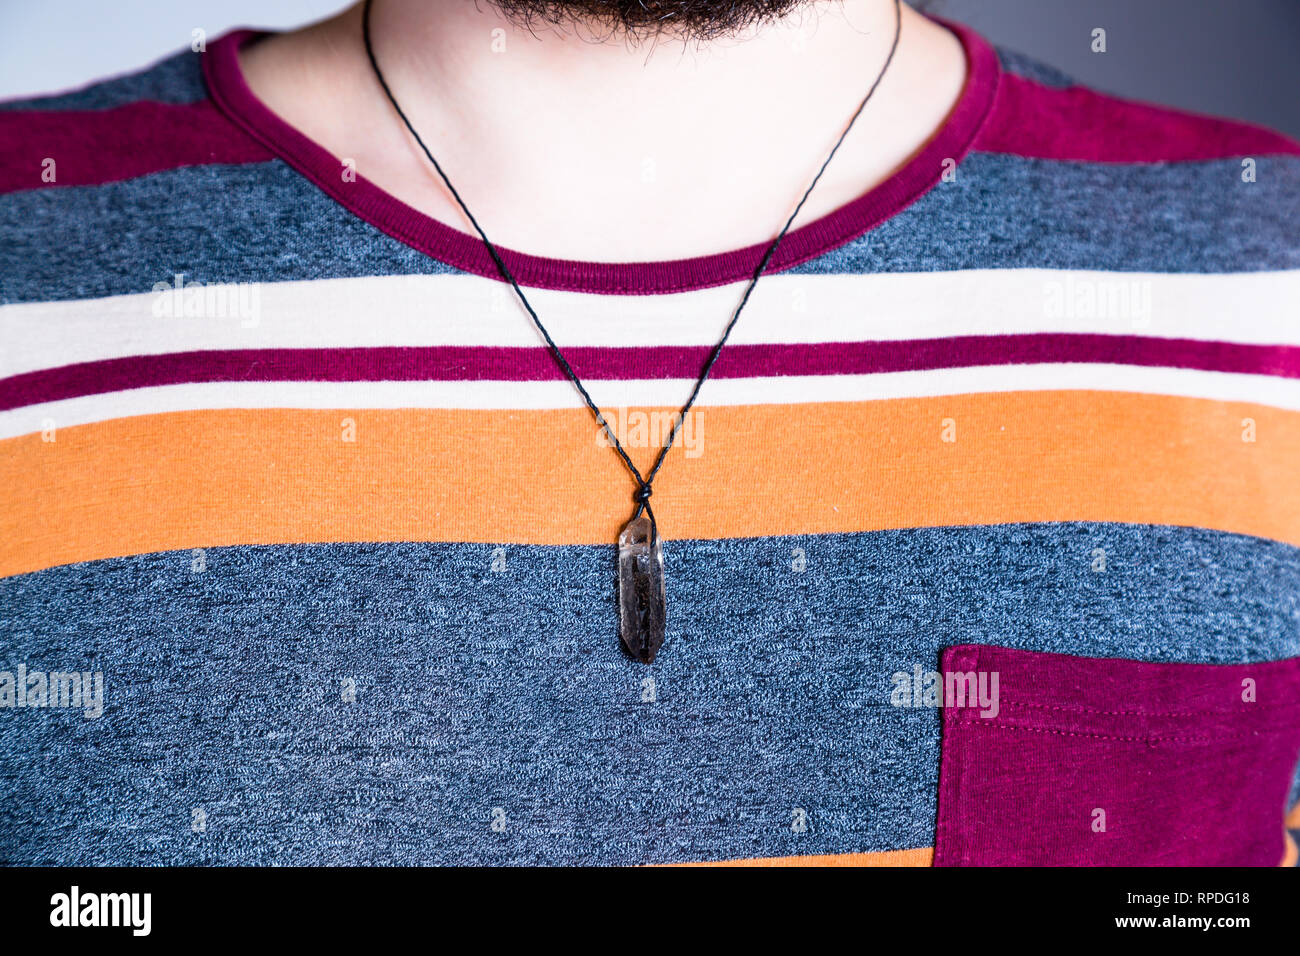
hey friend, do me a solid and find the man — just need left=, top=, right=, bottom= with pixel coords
left=1, top=0, right=1298, bottom=866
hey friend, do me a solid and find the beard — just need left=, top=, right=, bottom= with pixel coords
left=487, top=0, right=823, bottom=42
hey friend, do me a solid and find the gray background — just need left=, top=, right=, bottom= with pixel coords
left=2, top=0, right=1298, bottom=137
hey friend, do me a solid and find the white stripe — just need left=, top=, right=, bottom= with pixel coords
left=2, top=269, right=1298, bottom=378
left=5, top=363, right=1299, bottom=440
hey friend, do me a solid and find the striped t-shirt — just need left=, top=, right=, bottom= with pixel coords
left=2, top=21, right=1299, bottom=866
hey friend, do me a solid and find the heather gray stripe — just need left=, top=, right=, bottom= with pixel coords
left=0, top=50, right=206, bottom=112
left=995, top=46, right=1079, bottom=87
left=3, top=152, right=1297, bottom=304
left=2, top=522, right=1296, bottom=865
left=792, top=152, right=1300, bottom=278
left=0, top=161, right=458, bottom=305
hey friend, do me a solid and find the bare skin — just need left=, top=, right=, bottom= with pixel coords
left=239, top=0, right=968, bottom=262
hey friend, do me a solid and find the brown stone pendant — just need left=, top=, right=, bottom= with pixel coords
left=617, top=513, right=666, bottom=663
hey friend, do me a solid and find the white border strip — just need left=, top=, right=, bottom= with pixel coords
left=2, top=269, right=1298, bottom=378
left=5, top=363, right=1299, bottom=440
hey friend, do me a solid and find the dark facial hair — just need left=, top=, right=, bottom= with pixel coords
left=488, top=0, right=824, bottom=42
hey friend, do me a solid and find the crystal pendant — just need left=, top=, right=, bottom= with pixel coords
left=618, top=513, right=666, bottom=663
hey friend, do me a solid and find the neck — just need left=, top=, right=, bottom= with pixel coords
left=240, top=0, right=967, bottom=261
left=373, top=0, right=903, bottom=122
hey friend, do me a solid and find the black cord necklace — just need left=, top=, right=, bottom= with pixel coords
left=362, top=0, right=903, bottom=662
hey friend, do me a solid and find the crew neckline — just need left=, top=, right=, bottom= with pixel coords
left=202, top=18, right=1000, bottom=296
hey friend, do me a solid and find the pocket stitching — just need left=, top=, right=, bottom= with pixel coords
left=957, top=718, right=1300, bottom=745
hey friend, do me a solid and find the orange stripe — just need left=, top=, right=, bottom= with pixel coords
left=674, top=840, right=1295, bottom=867
left=3, top=392, right=1298, bottom=576
left=670, top=847, right=933, bottom=867
left=1282, top=829, right=1298, bottom=868
left=1288, top=802, right=1300, bottom=829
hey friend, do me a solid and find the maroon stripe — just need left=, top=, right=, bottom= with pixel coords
left=3, top=334, right=1299, bottom=412
left=975, top=74, right=1300, bottom=163
left=0, top=99, right=274, bottom=196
